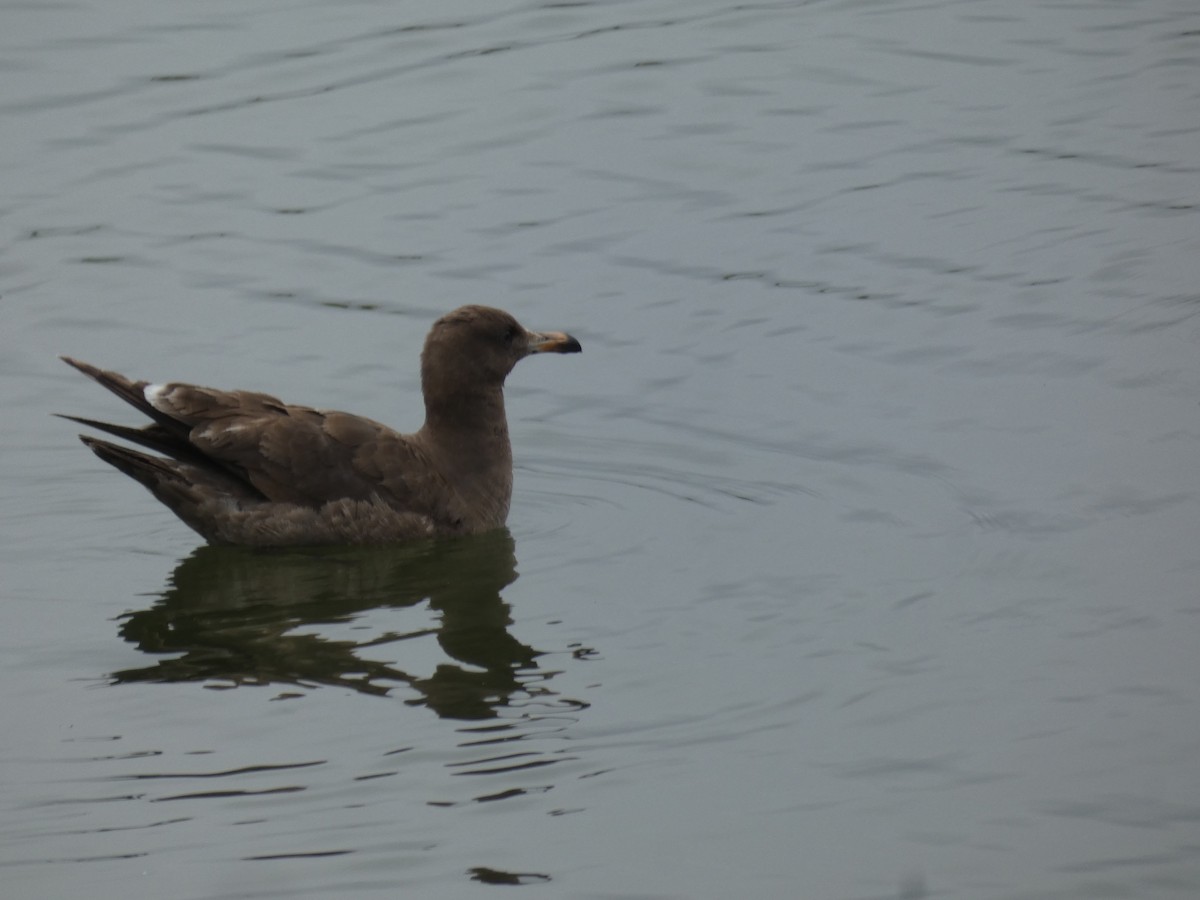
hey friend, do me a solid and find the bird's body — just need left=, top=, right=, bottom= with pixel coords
left=61, top=305, right=581, bottom=546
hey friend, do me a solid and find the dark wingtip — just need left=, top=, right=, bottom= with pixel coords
left=54, top=413, right=110, bottom=428
left=53, top=412, right=102, bottom=432
left=60, top=413, right=130, bottom=436
left=60, top=356, right=104, bottom=380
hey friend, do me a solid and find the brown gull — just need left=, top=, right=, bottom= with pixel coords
left=60, top=305, right=581, bottom=545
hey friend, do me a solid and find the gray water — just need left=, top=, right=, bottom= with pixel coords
left=3, top=1, right=1199, bottom=897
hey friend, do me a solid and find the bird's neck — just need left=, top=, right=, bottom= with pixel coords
left=419, top=386, right=513, bottom=524
left=421, top=384, right=509, bottom=443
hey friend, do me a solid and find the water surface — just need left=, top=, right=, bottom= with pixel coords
left=3, top=1, right=1199, bottom=897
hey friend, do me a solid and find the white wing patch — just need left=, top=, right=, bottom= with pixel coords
left=143, top=383, right=170, bottom=411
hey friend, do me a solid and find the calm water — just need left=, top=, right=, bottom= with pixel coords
left=3, top=0, right=1199, bottom=897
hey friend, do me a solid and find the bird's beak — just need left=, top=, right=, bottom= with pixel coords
left=526, top=330, right=582, bottom=354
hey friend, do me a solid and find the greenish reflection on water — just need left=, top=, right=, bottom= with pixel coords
left=112, top=530, right=566, bottom=720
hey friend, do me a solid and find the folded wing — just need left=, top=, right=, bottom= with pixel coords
left=59, top=357, right=443, bottom=516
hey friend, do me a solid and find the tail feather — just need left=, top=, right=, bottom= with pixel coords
left=80, top=436, right=191, bottom=493
left=62, top=361, right=279, bottom=544
left=79, top=435, right=260, bottom=505
left=59, top=358, right=263, bottom=497
left=78, top=437, right=235, bottom=543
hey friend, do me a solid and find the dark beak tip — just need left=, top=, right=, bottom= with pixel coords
left=528, top=331, right=582, bottom=355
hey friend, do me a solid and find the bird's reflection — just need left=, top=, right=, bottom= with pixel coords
left=113, top=530, right=552, bottom=719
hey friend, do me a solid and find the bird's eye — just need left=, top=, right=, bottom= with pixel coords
left=504, top=325, right=520, bottom=344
